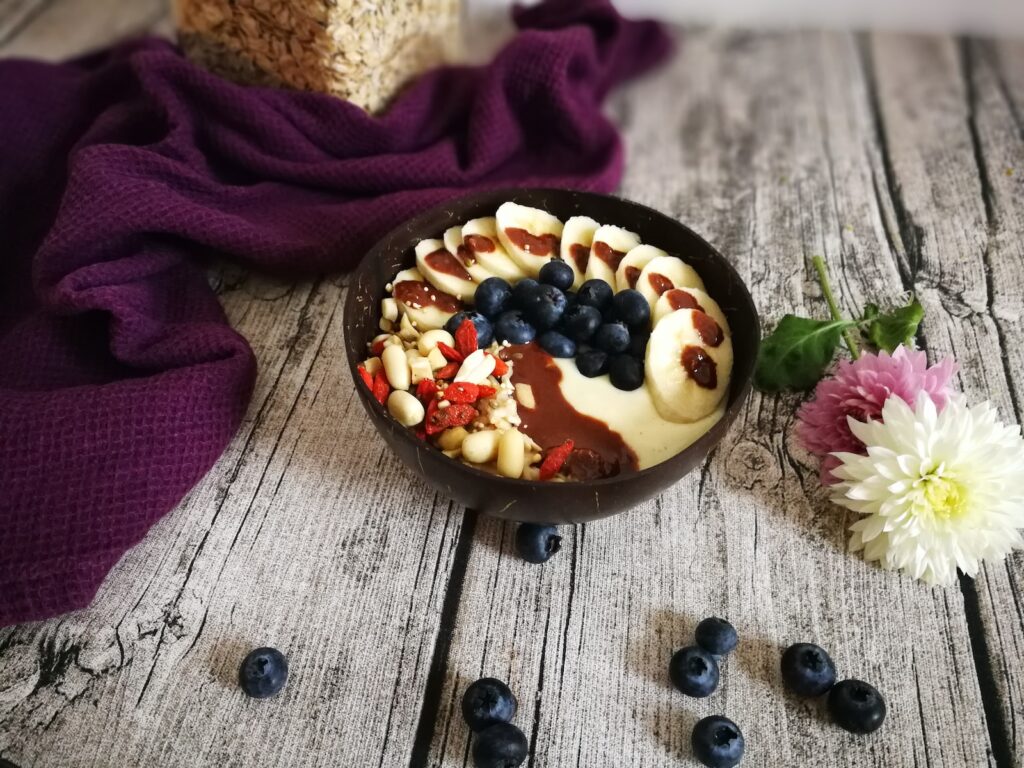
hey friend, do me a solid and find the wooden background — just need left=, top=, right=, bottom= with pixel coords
left=1, top=2, right=1023, bottom=766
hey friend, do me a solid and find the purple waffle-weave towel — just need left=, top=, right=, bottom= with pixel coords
left=0, top=0, right=671, bottom=625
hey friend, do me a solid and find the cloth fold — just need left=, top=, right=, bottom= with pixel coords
left=0, top=0, right=672, bottom=625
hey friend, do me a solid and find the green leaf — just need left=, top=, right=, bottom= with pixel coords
left=754, top=315, right=856, bottom=392
left=862, top=296, right=924, bottom=353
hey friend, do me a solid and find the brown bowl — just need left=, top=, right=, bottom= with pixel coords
left=344, top=188, right=759, bottom=523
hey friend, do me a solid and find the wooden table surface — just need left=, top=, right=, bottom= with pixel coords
left=2, top=2, right=1023, bottom=767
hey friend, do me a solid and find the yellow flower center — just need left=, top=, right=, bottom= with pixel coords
left=919, top=474, right=969, bottom=520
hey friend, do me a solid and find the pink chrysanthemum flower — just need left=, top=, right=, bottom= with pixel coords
left=796, top=346, right=957, bottom=483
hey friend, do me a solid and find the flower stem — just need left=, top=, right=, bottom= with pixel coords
left=812, top=255, right=860, bottom=360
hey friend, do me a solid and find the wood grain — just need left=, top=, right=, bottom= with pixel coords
left=1, top=4, right=1023, bottom=767
left=422, top=29, right=998, bottom=768
left=864, top=32, right=1024, bottom=764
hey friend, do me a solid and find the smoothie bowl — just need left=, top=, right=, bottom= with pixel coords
left=343, top=189, right=758, bottom=523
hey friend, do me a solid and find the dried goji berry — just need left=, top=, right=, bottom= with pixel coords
left=426, top=401, right=478, bottom=435
left=372, top=370, right=390, bottom=404
left=445, top=382, right=480, bottom=403
left=424, top=399, right=441, bottom=433
left=371, top=338, right=386, bottom=356
left=489, top=354, right=508, bottom=376
left=357, top=365, right=374, bottom=390
left=476, top=385, right=498, bottom=399
left=437, top=342, right=463, bottom=362
left=455, top=318, right=479, bottom=357
left=539, top=439, right=575, bottom=481
left=415, top=378, right=438, bottom=404
left=414, top=426, right=427, bottom=440
left=435, top=362, right=460, bottom=380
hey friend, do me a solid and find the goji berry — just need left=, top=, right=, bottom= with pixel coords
left=415, top=378, right=438, bottom=404
left=357, top=365, right=374, bottom=390
left=539, top=439, right=575, bottom=481
left=372, top=370, right=390, bottom=404
left=426, top=402, right=478, bottom=435
left=446, top=382, right=480, bottom=403
left=435, top=362, right=460, bottom=380
left=371, top=338, right=386, bottom=356
left=455, top=318, right=479, bottom=357
left=476, top=385, right=498, bottom=399
left=437, top=342, right=463, bottom=362
left=489, top=354, right=509, bottom=377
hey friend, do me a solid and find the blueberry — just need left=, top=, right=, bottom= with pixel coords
left=538, top=331, right=576, bottom=358
left=691, top=715, right=745, bottom=768
left=594, top=322, right=631, bottom=354
left=561, top=304, right=603, bottom=342
left=472, top=723, right=529, bottom=768
left=539, top=260, right=575, bottom=291
left=669, top=645, right=720, bottom=697
left=695, top=617, right=739, bottom=657
left=627, top=332, right=649, bottom=359
left=445, top=311, right=494, bottom=348
left=563, top=290, right=578, bottom=309
left=525, top=284, right=567, bottom=330
left=511, top=278, right=542, bottom=309
left=828, top=679, right=887, bottom=734
left=515, top=524, right=561, bottom=563
left=608, top=355, right=644, bottom=391
left=781, top=643, right=837, bottom=697
left=577, top=279, right=613, bottom=310
left=575, top=348, right=609, bottom=378
left=612, top=289, right=651, bottom=328
left=238, top=647, right=288, bottom=699
left=494, top=310, right=537, bottom=345
left=475, top=277, right=513, bottom=318
left=462, top=677, right=518, bottom=732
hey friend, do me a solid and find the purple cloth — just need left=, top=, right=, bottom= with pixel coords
left=0, top=0, right=671, bottom=626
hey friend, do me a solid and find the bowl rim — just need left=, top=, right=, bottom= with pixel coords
left=344, top=186, right=760, bottom=490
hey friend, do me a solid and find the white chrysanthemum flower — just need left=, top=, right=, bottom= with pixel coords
left=830, top=392, right=1024, bottom=586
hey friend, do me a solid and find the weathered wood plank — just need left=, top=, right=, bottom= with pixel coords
left=423, top=28, right=996, bottom=768
left=864, top=31, right=1024, bottom=764
left=0, top=274, right=468, bottom=767
left=0, top=0, right=166, bottom=58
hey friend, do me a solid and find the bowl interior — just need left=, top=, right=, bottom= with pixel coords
left=343, top=188, right=759, bottom=521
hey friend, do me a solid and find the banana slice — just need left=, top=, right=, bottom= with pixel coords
left=646, top=308, right=732, bottom=423
left=585, top=225, right=641, bottom=286
left=560, top=216, right=601, bottom=289
left=652, top=287, right=730, bottom=332
left=615, top=244, right=667, bottom=293
left=463, top=217, right=528, bottom=283
left=416, top=238, right=477, bottom=302
left=392, top=278, right=461, bottom=331
left=394, top=267, right=423, bottom=284
left=444, top=225, right=494, bottom=285
left=636, top=256, right=706, bottom=310
left=495, top=202, right=563, bottom=277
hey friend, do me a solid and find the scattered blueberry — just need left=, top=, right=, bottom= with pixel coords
left=561, top=304, right=603, bottom=342
left=828, top=679, right=887, bottom=734
left=512, top=278, right=542, bottom=309
left=563, top=290, right=578, bottom=309
left=475, top=277, right=513, bottom=318
left=494, top=310, right=537, bottom=345
left=608, top=355, right=644, bottom=391
left=515, top=523, right=562, bottom=563
left=575, top=347, right=609, bottom=378
left=576, top=279, right=613, bottom=310
left=462, top=678, right=518, bottom=732
left=445, top=311, right=494, bottom=348
left=472, top=723, right=529, bottom=768
left=525, top=284, right=568, bottom=330
left=781, top=643, right=837, bottom=697
left=539, top=260, right=575, bottom=291
left=612, top=289, right=651, bottom=328
left=238, top=647, right=289, bottom=699
left=691, top=715, right=745, bottom=768
left=627, top=331, right=649, bottom=359
left=539, top=330, right=576, bottom=358
left=593, top=322, right=631, bottom=354
left=695, top=617, right=739, bottom=657
left=669, top=645, right=720, bottom=697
